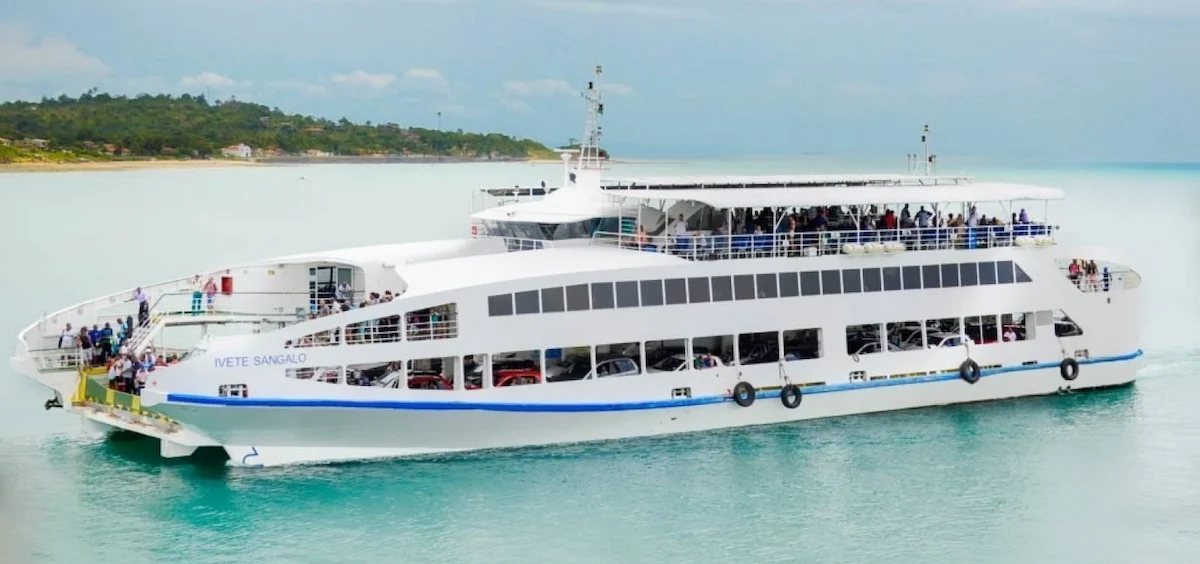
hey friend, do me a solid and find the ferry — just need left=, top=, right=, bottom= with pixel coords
left=9, top=66, right=1144, bottom=467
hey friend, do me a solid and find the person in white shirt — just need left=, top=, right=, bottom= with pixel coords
left=966, top=206, right=979, bottom=227
left=1003, top=328, right=1016, bottom=342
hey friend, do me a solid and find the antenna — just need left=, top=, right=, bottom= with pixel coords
left=922, top=125, right=930, bottom=176
left=578, top=65, right=604, bottom=170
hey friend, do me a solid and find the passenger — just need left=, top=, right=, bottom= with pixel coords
left=203, top=277, right=219, bottom=314
left=189, top=275, right=203, bottom=315
left=1102, top=266, right=1111, bottom=292
left=1086, top=260, right=1100, bottom=291
left=77, top=327, right=92, bottom=367
left=1003, top=326, right=1016, bottom=342
left=1019, top=208, right=1029, bottom=223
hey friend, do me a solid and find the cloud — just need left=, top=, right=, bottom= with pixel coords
left=525, top=0, right=705, bottom=18
left=0, top=24, right=109, bottom=83
left=179, top=71, right=236, bottom=89
left=503, top=79, right=574, bottom=98
left=602, top=82, right=633, bottom=96
left=330, top=70, right=398, bottom=89
left=399, top=67, right=448, bottom=91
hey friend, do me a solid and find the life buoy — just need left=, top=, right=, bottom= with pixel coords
left=960, top=359, right=981, bottom=384
left=733, top=381, right=756, bottom=407
left=1060, top=358, right=1079, bottom=381
left=780, top=384, right=801, bottom=409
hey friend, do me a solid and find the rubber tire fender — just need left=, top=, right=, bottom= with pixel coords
left=1060, top=358, right=1079, bottom=381
left=733, top=381, right=756, bottom=407
left=960, top=359, right=981, bottom=384
left=780, top=384, right=802, bottom=409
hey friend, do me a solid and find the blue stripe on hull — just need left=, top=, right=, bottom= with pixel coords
left=165, top=349, right=1143, bottom=413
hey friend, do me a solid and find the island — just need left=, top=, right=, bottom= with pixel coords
left=0, top=90, right=558, bottom=168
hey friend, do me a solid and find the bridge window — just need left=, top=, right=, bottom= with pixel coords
left=902, top=266, right=922, bottom=290
left=846, top=323, right=882, bottom=356
left=756, top=273, right=778, bottom=298
left=545, top=346, right=591, bottom=383
left=488, top=294, right=513, bottom=317
left=687, top=277, right=711, bottom=303
left=616, top=281, right=640, bottom=308
left=1015, top=263, right=1032, bottom=283
left=862, top=268, right=882, bottom=292
left=779, top=272, right=799, bottom=297
left=691, top=335, right=733, bottom=370
left=842, top=269, right=862, bottom=293
left=541, top=287, right=565, bottom=313
left=286, top=365, right=342, bottom=384
left=921, top=265, right=941, bottom=289
left=996, top=261, right=1015, bottom=284
left=591, top=282, right=615, bottom=309
left=800, top=271, right=820, bottom=296
left=407, top=304, right=457, bottom=340
left=738, top=332, right=779, bottom=365
left=734, top=275, right=755, bottom=301
left=882, top=267, right=901, bottom=291
left=960, top=262, right=979, bottom=286
left=665, top=278, right=688, bottom=305
left=711, top=276, right=734, bottom=302
left=978, top=261, right=997, bottom=285
left=646, top=339, right=688, bottom=373
left=941, top=263, right=960, bottom=287
left=821, top=270, right=841, bottom=294
left=566, top=284, right=590, bottom=311
left=640, top=280, right=665, bottom=307
left=783, top=328, right=822, bottom=360
left=514, top=290, right=540, bottom=315
left=492, top=350, right=542, bottom=387
left=407, top=356, right=456, bottom=390
left=596, top=342, right=641, bottom=377
left=288, top=327, right=341, bottom=348
left=886, top=321, right=924, bottom=351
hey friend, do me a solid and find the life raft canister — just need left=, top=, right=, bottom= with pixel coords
left=733, top=381, right=756, bottom=407
left=960, top=359, right=981, bottom=384
left=780, top=384, right=802, bottom=409
left=1060, top=358, right=1079, bottom=381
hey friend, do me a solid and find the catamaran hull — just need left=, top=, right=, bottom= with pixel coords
left=143, top=353, right=1140, bottom=467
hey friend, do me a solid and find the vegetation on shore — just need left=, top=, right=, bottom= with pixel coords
left=0, top=90, right=556, bottom=164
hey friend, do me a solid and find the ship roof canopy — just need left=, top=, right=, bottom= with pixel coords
left=600, top=177, right=1063, bottom=208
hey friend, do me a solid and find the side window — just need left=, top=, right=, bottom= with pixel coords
left=286, top=365, right=342, bottom=384
left=289, top=327, right=341, bottom=348
left=591, top=282, right=615, bottom=309
left=406, top=303, right=457, bottom=340
left=541, top=287, right=565, bottom=313
left=488, top=294, right=513, bottom=316
left=640, top=280, right=665, bottom=307
left=846, top=324, right=881, bottom=356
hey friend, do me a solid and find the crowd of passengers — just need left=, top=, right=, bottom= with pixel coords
left=632, top=204, right=1043, bottom=253
left=1067, top=258, right=1112, bottom=292
left=54, top=292, right=183, bottom=396
left=286, top=285, right=453, bottom=348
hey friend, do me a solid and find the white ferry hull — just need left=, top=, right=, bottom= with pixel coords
left=145, top=352, right=1140, bottom=467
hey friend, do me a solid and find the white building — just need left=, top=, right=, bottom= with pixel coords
left=221, top=143, right=252, bottom=159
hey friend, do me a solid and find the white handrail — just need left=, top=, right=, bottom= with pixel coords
left=592, top=223, right=1058, bottom=260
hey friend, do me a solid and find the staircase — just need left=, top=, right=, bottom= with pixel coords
left=127, top=313, right=165, bottom=355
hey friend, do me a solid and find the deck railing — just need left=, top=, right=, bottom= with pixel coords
left=592, top=223, right=1057, bottom=261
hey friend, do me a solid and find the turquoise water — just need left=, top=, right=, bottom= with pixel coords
left=1, top=161, right=1198, bottom=563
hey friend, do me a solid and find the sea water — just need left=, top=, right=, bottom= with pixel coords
left=0, top=160, right=1198, bottom=563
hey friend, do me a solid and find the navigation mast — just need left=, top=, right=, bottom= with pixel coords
left=578, top=65, right=605, bottom=170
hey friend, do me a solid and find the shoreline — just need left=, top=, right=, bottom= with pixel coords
left=0, top=156, right=563, bottom=173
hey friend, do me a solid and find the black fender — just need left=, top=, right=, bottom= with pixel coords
left=960, top=359, right=981, bottom=384
left=733, top=381, right=756, bottom=407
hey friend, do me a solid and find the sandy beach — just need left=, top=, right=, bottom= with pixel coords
left=0, top=159, right=263, bottom=173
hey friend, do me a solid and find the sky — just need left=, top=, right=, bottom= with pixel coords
left=0, top=0, right=1196, bottom=162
